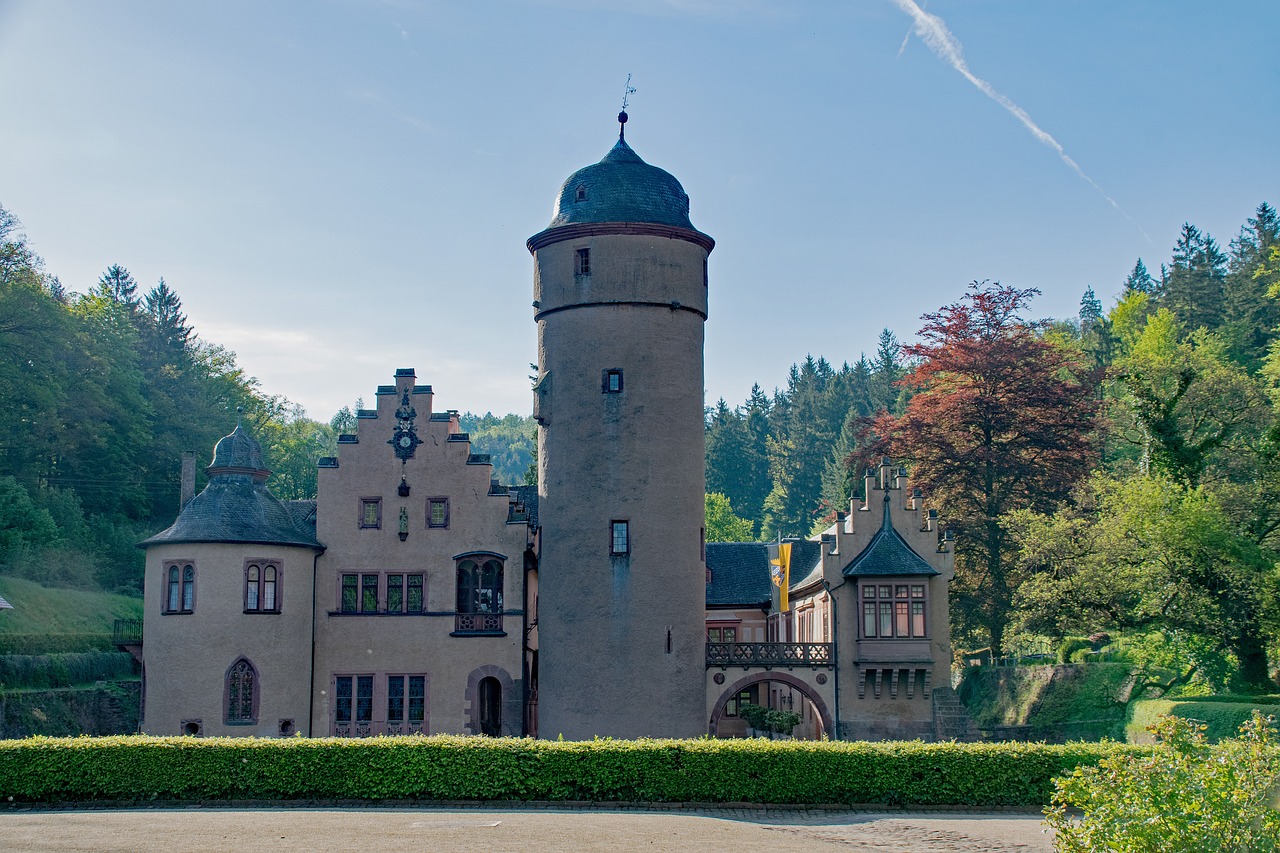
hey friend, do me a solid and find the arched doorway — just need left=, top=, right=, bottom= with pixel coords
left=709, top=672, right=831, bottom=740
left=479, top=676, right=502, bottom=736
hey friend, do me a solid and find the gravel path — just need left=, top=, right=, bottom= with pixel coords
left=0, top=806, right=1055, bottom=852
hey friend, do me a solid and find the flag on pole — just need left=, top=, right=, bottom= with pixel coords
left=769, top=542, right=791, bottom=613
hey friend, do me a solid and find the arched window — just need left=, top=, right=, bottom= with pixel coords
left=479, top=676, right=501, bottom=736
left=225, top=658, right=257, bottom=725
left=244, top=561, right=281, bottom=613
left=182, top=565, right=195, bottom=611
left=246, top=565, right=259, bottom=610
left=164, top=562, right=195, bottom=614
left=454, top=555, right=505, bottom=634
left=456, top=559, right=503, bottom=613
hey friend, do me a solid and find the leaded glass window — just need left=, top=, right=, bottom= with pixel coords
left=361, top=574, right=378, bottom=612
left=387, top=574, right=403, bottom=613
left=387, top=675, right=404, bottom=722
left=408, top=676, right=425, bottom=722
left=226, top=659, right=256, bottom=724
left=335, top=676, right=352, bottom=723
left=355, top=676, right=373, bottom=723
left=407, top=574, right=424, bottom=612
left=341, top=574, right=358, bottom=612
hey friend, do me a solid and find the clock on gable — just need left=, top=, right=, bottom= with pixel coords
left=388, top=390, right=422, bottom=461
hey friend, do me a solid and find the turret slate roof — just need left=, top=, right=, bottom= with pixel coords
left=141, top=425, right=322, bottom=551
left=544, top=138, right=702, bottom=231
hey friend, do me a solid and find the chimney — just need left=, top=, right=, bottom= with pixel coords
left=180, top=451, right=196, bottom=509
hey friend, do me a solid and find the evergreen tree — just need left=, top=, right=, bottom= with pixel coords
left=1161, top=224, right=1227, bottom=333
left=869, top=328, right=905, bottom=415
left=1122, top=259, right=1155, bottom=296
left=97, top=264, right=139, bottom=306
left=1222, top=202, right=1280, bottom=370
left=1079, top=287, right=1103, bottom=334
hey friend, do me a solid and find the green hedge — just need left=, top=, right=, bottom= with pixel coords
left=1128, top=699, right=1280, bottom=743
left=0, top=652, right=136, bottom=689
left=0, top=735, right=1140, bottom=806
left=0, top=634, right=115, bottom=655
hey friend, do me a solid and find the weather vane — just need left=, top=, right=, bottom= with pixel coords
left=618, top=73, right=636, bottom=139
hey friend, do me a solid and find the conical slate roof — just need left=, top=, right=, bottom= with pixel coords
left=842, top=492, right=938, bottom=577
left=141, top=424, right=322, bottom=551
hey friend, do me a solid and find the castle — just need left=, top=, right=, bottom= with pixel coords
left=136, top=117, right=966, bottom=741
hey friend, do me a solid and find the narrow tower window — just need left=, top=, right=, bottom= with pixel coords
left=574, top=247, right=590, bottom=276
left=602, top=369, right=623, bottom=394
left=610, top=520, right=630, bottom=555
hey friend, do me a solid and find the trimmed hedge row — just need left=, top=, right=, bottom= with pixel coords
left=0, top=652, right=136, bottom=689
left=0, top=634, right=115, bottom=655
left=1128, top=699, right=1280, bottom=743
left=0, top=735, right=1140, bottom=806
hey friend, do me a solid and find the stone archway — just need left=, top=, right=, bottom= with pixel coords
left=709, top=671, right=832, bottom=738
left=463, top=665, right=519, bottom=736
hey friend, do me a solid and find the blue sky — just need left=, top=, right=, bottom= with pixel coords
left=1, top=0, right=1276, bottom=420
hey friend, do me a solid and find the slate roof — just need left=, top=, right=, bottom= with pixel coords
left=544, top=138, right=703, bottom=232
left=141, top=425, right=322, bottom=551
left=284, top=500, right=318, bottom=537
left=706, top=542, right=770, bottom=607
left=842, top=493, right=938, bottom=578
left=509, top=485, right=539, bottom=530
left=705, top=539, right=824, bottom=607
left=141, top=474, right=323, bottom=550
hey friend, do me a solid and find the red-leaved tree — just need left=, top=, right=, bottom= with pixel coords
left=876, top=282, right=1100, bottom=655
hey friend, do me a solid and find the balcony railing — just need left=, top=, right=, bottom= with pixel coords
left=454, top=612, right=503, bottom=634
left=113, top=618, right=143, bottom=646
left=706, top=641, right=833, bottom=669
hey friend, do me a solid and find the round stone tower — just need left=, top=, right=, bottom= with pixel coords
left=528, top=115, right=714, bottom=739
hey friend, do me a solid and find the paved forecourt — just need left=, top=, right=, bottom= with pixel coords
left=0, top=806, right=1054, bottom=852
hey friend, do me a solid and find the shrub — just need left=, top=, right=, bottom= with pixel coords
left=1059, top=637, right=1092, bottom=664
left=0, top=652, right=135, bottom=689
left=0, top=735, right=1139, bottom=806
left=0, top=634, right=115, bottom=655
left=1047, top=713, right=1280, bottom=852
left=1128, top=698, right=1280, bottom=743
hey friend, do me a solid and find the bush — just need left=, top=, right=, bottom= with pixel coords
left=1047, top=713, right=1280, bottom=852
left=1059, top=638, right=1092, bottom=664
left=0, top=634, right=115, bottom=655
left=0, top=652, right=135, bottom=689
left=0, top=736, right=1140, bottom=806
left=1128, top=698, right=1280, bottom=743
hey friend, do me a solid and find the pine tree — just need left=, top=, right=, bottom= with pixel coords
left=1221, top=202, right=1280, bottom=370
left=97, top=264, right=139, bottom=306
left=1122, top=259, right=1155, bottom=296
left=1161, top=224, right=1227, bottom=333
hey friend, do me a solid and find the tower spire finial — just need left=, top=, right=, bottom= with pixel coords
left=618, top=73, right=635, bottom=139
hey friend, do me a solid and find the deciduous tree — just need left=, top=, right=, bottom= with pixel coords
left=877, top=282, right=1100, bottom=654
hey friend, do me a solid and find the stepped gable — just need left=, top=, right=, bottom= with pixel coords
left=842, top=491, right=938, bottom=577
left=141, top=424, right=322, bottom=550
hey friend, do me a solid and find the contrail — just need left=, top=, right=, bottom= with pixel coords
left=890, top=0, right=1150, bottom=242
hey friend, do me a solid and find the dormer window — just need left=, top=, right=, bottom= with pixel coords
left=574, top=185, right=586, bottom=202
left=575, top=248, right=590, bottom=276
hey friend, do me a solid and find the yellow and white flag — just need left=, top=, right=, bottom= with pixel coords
left=770, top=542, right=791, bottom=613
